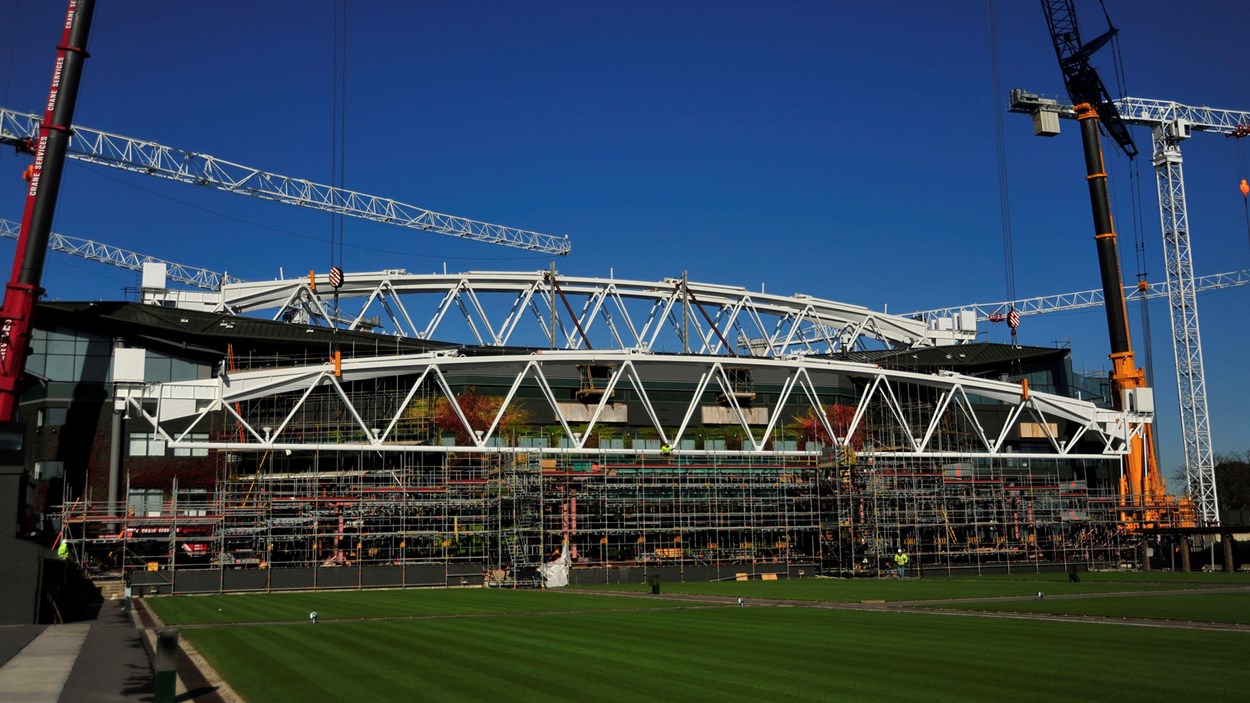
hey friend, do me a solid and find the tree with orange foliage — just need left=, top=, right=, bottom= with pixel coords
left=793, top=403, right=863, bottom=450
left=431, top=387, right=530, bottom=445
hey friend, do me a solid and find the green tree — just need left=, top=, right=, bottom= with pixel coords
left=1214, top=451, right=1250, bottom=512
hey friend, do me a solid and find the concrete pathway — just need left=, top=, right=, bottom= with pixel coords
left=0, top=623, right=91, bottom=703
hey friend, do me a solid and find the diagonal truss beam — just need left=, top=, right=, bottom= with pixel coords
left=0, top=108, right=571, bottom=255
left=121, top=350, right=1146, bottom=461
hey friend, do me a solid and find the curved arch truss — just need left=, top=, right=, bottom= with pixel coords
left=121, top=350, right=1145, bottom=460
left=156, top=270, right=975, bottom=354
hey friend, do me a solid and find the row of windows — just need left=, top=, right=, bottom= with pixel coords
left=129, top=433, right=210, bottom=457
left=28, top=327, right=208, bottom=384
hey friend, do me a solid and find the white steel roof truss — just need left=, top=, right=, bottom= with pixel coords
left=712, top=298, right=748, bottom=355
left=737, top=303, right=777, bottom=357
left=796, top=369, right=841, bottom=445
left=1023, top=401, right=1065, bottom=454
left=524, top=292, right=557, bottom=347
left=127, top=393, right=219, bottom=449
left=604, top=285, right=641, bottom=349
left=798, top=319, right=839, bottom=355
left=270, top=375, right=331, bottom=442
left=527, top=362, right=577, bottom=447
left=453, top=289, right=490, bottom=346
left=435, top=365, right=487, bottom=448
left=421, top=283, right=464, bottom=340
left=129, top=351, right=1137, bottom=458
left=1097, top=415, right=1126, bottom=455
left=918, top=388, right=956, bottom=453
left=463, top=284, right=506, bottom=345
left=992, top=403, right=1028, bottom=454
left=499, top=282, right=541, bottom=346
left=875, top=379, right=921, bottom=452
left=570, top=288, right=608, bottom=350
left=710, top=365, right=763, bottom=451
left=673, top=364, right=717, bottom=447
left=534, top=286, right=579, bottom=350
left=378, top=367, right=436, bottom=443
left=773, top=305, right=815, bottom=354
left=357, top=281, right=420, bottom=337
left=704, top=303, right=741, bottom=356
left=949, top=384, right=995, bottom=452
left=480, top=361, right=537, bottom=444
left=272, top=284, right=334, bottom=327
left=598, top=307, right=627, bottom=351
left=843, top=376, right=881, bottom=449
left=220, top=366, right=337, bottom=405
left=641, top=294, right=681, bottom=351
left=664, top=299, right=710, bottom=353
left=624, top=363, right=669, bottom=445
left=572, top=361, right=630, bottom=448
left=325, top=375, right=382, bottom=446
left=1065, top=418, right=1094, bottom=453
left=197, top=395, right=266, bottom=442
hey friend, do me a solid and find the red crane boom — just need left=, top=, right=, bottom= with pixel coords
left=0, top=0, right=96, bottom=421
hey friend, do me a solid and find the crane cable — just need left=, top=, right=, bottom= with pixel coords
left=329, top=0, right=349, bottom=316
left=1098, top=10, right=1156, bottom=390
left=987, top=0, right=1019, bottom=347
left=1237, top=135, right=1250, bottom=249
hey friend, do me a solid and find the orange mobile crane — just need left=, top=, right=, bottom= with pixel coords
left=1038, top=0, right=1192, bottom=527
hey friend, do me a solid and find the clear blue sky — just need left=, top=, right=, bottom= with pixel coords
left=1, top=1, right=1247, bottom=476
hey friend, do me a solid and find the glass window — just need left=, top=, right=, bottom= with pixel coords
left=127, top=488, right=163, bottom=517
left=129, top=432, right=167, bottom=457
left=173, top=433, right=210, bottom=457
left=39, top=407, right=68, bottom=426
left=144, top=352, right=173, bottom=384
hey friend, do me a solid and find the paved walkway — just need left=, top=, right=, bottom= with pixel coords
left=0, top=603, right=166, bottom=702
left=0, top=622, right=91, bottom=702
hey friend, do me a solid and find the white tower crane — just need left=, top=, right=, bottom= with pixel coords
left=0, top=108, right=572, bottom=256
left=911, top=268, right=1250, bottom=324
left=0, top=216, right=240, bottom=290
left=1011, top=90, right=1250, bottom=525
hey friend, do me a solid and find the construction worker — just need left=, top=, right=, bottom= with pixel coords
left=660, top=442, right=672, bottom=456
left=894, top=548, right=910, bottom=579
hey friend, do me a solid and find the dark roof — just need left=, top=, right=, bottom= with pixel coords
left=842, top=343, right=1069, bottom=373
left=36, top=301, right=456, bottom=359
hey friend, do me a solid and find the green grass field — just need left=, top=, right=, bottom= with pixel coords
left=147, top=573, right=1250, bottom=703
left=569, top=570, right=1249, bottom=603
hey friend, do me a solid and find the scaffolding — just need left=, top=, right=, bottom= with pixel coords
left=59, top=446, right=1136, bottom=589
left=59, top=357, right=1148, bottom=590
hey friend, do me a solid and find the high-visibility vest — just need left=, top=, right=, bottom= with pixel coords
left=895, top=553, right=909, bottom=566
left=56, top=542, right=70, bottom=559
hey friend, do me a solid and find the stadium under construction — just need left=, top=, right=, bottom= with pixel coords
left=37, top=269, right=1191, bottom=594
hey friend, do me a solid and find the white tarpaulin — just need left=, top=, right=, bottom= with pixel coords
left=539, top=544, right=571, bottom=588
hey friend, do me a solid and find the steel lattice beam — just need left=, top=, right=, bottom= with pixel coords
left=909, top=268, right=1250, bottom=323
left=151, top=269, right=975, bottom=352
left=0, top=108, right=571, bottom=256
left=0, top=216, right=241, bottom=290
left=119, top=349, right=1147, bottom=461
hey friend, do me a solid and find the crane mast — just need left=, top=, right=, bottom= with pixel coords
left=0, top=0, right=96, bottom=422
left=1039, top=0, right=1167, bottom=524
left=1012, top=91, right=1250, bottom=525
